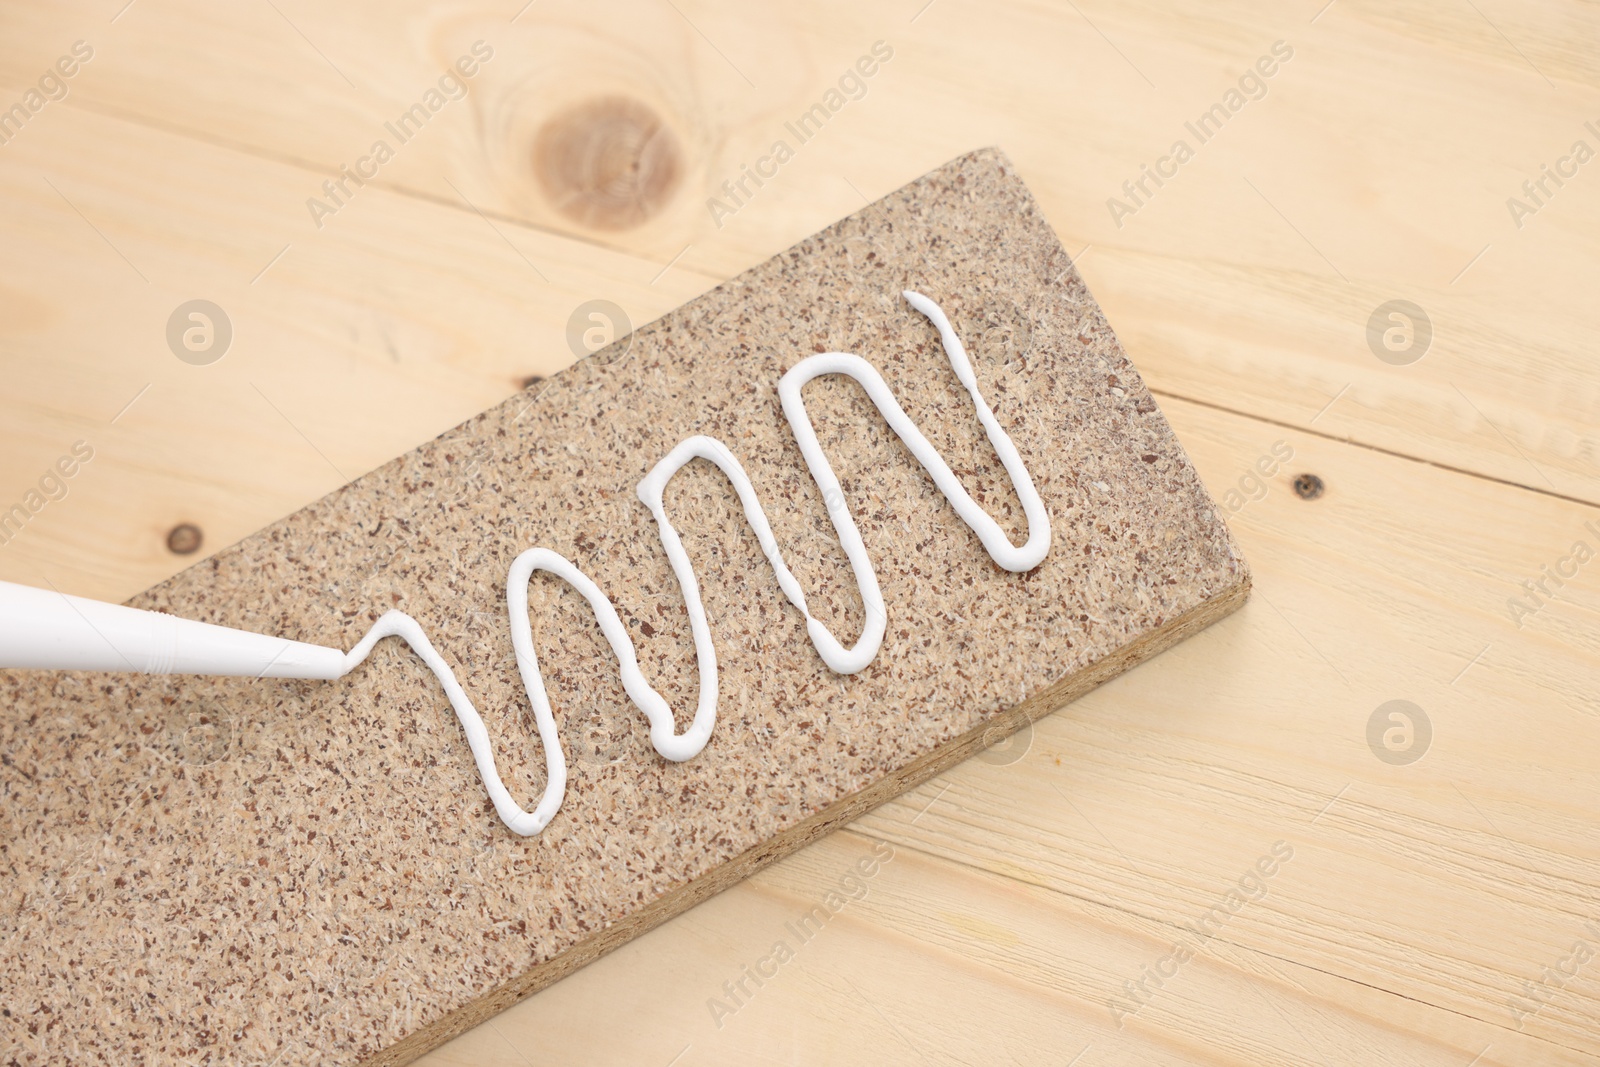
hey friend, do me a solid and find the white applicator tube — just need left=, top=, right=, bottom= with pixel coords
left=0, top=578, right=347, bottom=679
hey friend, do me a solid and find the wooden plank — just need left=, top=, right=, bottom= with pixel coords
left=418, top=393, right=1600, bottom=1067
left=2, top=1, right=1597, bottom=503
left=0, top=103, right=716, bottom=603
left=0, top=150, right=1247, bottom=1065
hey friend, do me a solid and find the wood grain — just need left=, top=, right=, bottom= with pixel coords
left=0, top=103, right=715, bottom=602
left=3, top=0, right=1598, bottom=504
left=2, top=1, right=1598, bottom=1064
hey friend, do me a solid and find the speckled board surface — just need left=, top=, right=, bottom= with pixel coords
left=0, top=149, right=1247, bottom=1066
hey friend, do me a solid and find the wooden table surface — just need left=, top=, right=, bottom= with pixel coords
left=2, top=2, right=1597, bottom=1064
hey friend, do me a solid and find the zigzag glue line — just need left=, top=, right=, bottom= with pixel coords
left=337, top=291, right=1050, bottom=835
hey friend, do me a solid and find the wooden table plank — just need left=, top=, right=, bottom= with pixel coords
left=3, top=1, right=1598, bottom=503
left=0, top=104, right=715, bottom=602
